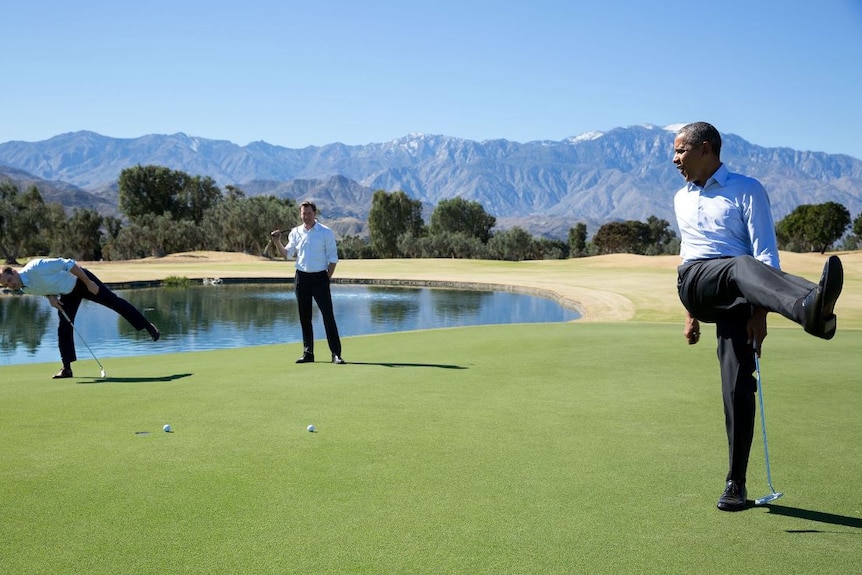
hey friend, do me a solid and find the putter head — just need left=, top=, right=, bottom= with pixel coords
left=100, top=369, right=107, bottom=378
left=755, top=491, right=784, bottom=505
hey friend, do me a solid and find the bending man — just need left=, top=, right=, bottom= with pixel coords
left=1, top=257, right=160, bottom=379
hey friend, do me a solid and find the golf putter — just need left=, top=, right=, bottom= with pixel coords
left=753, top=344, right=783, bottom=505
left=59, top=308, right=107, bottom=378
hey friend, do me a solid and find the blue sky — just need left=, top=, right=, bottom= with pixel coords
left=2, top=0, right=861, bottom=159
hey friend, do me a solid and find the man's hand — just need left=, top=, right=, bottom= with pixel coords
left=269, top=229, right=290, bottom=259
left=684, top=312, right=701, bottom=345
left=70, top=264, right=99, bottom=295
left=47, top=295, right=63, bottom=310
left=747, top=307, right=768, bottom=356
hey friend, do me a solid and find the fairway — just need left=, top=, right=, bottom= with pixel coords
left=2, top=321, right=860, bottom=574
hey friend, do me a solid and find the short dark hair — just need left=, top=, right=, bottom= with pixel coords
left=678, top=122, right=722, bottom=157
left=300, top=201, right=318, bottom=213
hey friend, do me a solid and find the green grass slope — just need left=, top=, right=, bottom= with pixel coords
left=2, top=323, right=860, bottom=574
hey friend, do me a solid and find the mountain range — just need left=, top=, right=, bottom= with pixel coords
left=1, top=125, right=861, bottom=239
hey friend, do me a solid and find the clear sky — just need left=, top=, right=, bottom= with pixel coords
left=2, top=0, right=861, bottom=159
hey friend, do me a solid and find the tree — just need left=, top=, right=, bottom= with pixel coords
left=776, top=202, right=850, bottom=253
left=40, top=202, right=68, bottom=256
left=487, top=227, right=538, bottom=261
left=154, top=216, right=206, bottom=256
left=118, top=165, right=222, bottom=225
left=845, top=211, right=862, bottom=250
left=568, top=223, right=587, bottom=258
left=854, top=211, right=862, bottom=238
left=103, top=216, right=123, bottom=242
left=535, top=237, right=569, bottom=260
left=177, top=175, right=223, bottom=225
left=338, top=235, right=374, bottom=259
left=644, top=216, right=677, bottom=255
left=202, top=193, right=296, bottom=255
left=367, top=190, right=425, bottom=258
left=429, top=197, right=496, bottom=243
left=118, top=165, right=186, bottom=223
left=104, top=221, right=151, bottom=260
left=399, top=231, right=488, bottom=259
left=117, top=165, right=234, bottom=256
left=0, top=183, right=58, bottom=263
left=105, top=213, right=204, bottom=259
left=592, top=220, right=652, bottom=255
left=60, top=208, right=104, bottom=261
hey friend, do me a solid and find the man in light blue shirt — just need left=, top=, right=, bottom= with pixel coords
left=270, top=201, right=345, bottom=364
left=672, top=122, right=843, bottom=512
left=0, top=257, right=160, bottom=379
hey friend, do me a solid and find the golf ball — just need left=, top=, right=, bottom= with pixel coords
left=163, top=424, right=172, bottom=433
left=307, top=424, right=315, bottom=432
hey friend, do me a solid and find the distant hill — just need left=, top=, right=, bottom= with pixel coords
left=1, top=125, right=861, bottom=239
left=0, top=165, right=118, bottom=217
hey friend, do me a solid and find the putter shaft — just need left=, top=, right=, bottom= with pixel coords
left=754, top=350, right=783, bottom=504
left=59, top=309, right=107, bottom=375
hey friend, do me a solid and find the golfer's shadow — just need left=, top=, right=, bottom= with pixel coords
left=77, top=373, right=194, bottom=384
left=347, top=362, right=467, bottom=369
left=763, top=504, right=862, bottom=533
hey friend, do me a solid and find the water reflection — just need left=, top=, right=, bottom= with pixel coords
left=0, top=296, right=54, bottom=356
left=0, top=284, right=579, bottom=365
left=368, top=289, right=417, bottom=325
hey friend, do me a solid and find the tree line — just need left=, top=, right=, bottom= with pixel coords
left=2, top=165, right=860, bottom=264
left=346, top=190, right=679, bottom=261
left=1, top=166, right=298, bottom=264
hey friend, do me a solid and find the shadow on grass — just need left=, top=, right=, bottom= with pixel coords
left=764, top=504, right=862, bottom=533
left=347, top=361, right=467, bottom=369
left=77, top=373, right=194, bottom=384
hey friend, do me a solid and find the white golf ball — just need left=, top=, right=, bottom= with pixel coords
left=163, top=424, right=172, bottom=433
left=307, top=424, right=315, bottom=432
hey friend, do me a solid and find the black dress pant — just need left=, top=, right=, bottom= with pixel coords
left=677, top=256, right=816, bottom=483
left=295, top=270, right=342, bottom=357
left=58, top=269, right=151, bottom=366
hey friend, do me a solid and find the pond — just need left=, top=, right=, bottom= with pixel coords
left=0, top=283, right=580, bottom=366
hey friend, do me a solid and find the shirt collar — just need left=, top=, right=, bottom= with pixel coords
left=686, top=163, right=728, bottom=191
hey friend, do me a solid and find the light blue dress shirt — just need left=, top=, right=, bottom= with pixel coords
left=284, top=221, right=339, bottom=273
left=18, top=258, right=79, bottom=296
left=674, top=164, right=780, bottom=269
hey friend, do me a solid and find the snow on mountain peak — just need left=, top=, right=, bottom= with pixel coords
left=570, top=131, right=604, bottom=143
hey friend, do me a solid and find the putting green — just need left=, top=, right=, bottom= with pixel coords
left=2, top=252, right=860, bottom=574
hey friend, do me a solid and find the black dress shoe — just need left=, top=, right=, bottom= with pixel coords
left=801, top=255, right=843, bottom=339
left=296, top=354, right=315, bottom=364
left=52, top=367, right=73, bottom=379
left=717, top=480, right=747, bottom=511
left=332, top=355, right=346, bottom=365
left=147, top=322, right=161, bottom=342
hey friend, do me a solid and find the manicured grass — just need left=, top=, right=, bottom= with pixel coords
left=2, top=322, right=860, bottom=574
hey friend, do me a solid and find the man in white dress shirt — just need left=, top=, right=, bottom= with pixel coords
left=0, top=257, right=160, bottom=378
left=672, top=122, right=843, bottom=511
left=270, top=201, right=345, bottom=364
